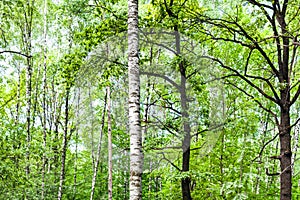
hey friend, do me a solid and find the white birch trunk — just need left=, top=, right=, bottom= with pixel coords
left=128, top=0, right=143, bottom=199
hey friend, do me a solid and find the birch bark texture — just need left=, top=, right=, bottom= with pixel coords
left=128, top=0, right=143, bottom=199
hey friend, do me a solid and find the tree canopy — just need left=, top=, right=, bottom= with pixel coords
left=0, top=0, right=300, bottom=200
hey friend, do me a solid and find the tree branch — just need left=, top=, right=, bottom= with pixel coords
left=291, top=83, right=300, bottom=105
left=197, top=14, right=280, bottom=78
left=141, top=71, right=180, bottom=91
left=0, top=93, right=17, bottom=109
left=246, top=0, right=273, bottom=23
left=151, top=115, right=180, bottom=138
left=159, top=152, right=181, bottom=171
left=151, top=146, right=182, bottom=150
left=253, top=133, right=279, bottom=162
left=290, top=117, right=300, bottom=130
left=190, top=141, right=207, bottom=151
left=225, top=80, right=280, bottom=126
left=191, top=123, right=225, bottom=138
left=266, top=168, right=280, bottom=176
left=244, top=49, right=280, bottom=101
left=0, top=50, right=31, bottom=58
left=246, top=0, right=273, bottom=10
left=233, top=20, right=280, bottom=78
left=282, top=0, right=288, bottom=17
left=202, top=56, right=281, bottom=105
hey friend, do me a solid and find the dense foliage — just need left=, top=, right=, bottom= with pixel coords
left=0, top=0, right=300, bottom=199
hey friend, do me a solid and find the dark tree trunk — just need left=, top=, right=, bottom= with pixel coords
left=279, top=105, right=292, bottom=199
left=180, top=92, right=192, bottom=200
left=180, top=70, right=192, bottom=200
left=278, top=5, right=292, bottom=199
left=197, top=1, right=298, bottom=199
left=57, top=88, right=70, bottom=200
left=107, top=86, right=113, bottom=200
left=176, top=28, right=192, bottom=200
left=181, top=143, right=191, bottom=200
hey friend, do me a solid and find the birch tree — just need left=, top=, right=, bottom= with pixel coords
left=128, top=0, right=143, bottom=199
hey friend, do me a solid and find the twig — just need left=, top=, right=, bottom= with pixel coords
left=0, top=50, right=31, bottom=58
left=252, top=133, right=279, bottom=162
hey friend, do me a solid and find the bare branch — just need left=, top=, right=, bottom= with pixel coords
left=191, top=123, right=225, bottom=138
left=291, top=84, right=300, bottom=105
left=190, top=142, right=207, bottom=151
left=203, top=74, right=237, bottom=84
left=151, top=146, right=182, bottom=150
left=246, top=0, right=273, bottom=10
left=288, top=6, right=300, bottom=25
left=282, top=0, right=288, bottom=17
left=0, top=50, right=31, bottom=58
left=232, top=20, right=280, bottom=78
left=149, top=90, right=182, bottom=115
left=253, top=133, right=279, bottom=162
left=160, top=152, right=181, bottom=171
left=289, top=36, right=299, bottom=77
left=225, top=80, right=280, bottom=126
left=197, top=14, right=280, bottom=78
left=202, top=56, right=281, bottom=105
left=280, top=158, right=300, bottom=175
left=140, top=39, right=177, bottom=55
left=0, top=93, right=17, bottom=109
left=270, top=155, right=282, bottom=160
left=246, top=0, right=273, bottom=26
left=244, top=49, right=280, bottom=101
left=141, top=71, right=180, bottom=91
left=290, top=117, right=300, bottom=129
left=151, top=115, right=180, bottom=138
left=266, top=168, right=280, bottom=176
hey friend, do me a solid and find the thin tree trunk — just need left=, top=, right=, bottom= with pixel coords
left=90, top=91, right=107, bottom=200
left=15, top=64, right=21, bottom=123
left=144, top=79, right=151, bottom=199
left=219, top=87, right=226, bottom=197
left=32, top=58, right=41, bottom=126
left=107, top=86, right=113, bottom=200
left=57, top=88, right=70, bottom=200
left=174, top=29, right=192, bottom=200
left=24, top=1, right=34, bottom=176
left=57, top=18, right=74, bottom=200
left=292, top=121, right=299, bottom=175
left=255, top=118, right=269, bottom=194
left=25, top=42, right=32, bottom=176
left=73, top=88, right=80, bottom=200
left=53, top=99, right=62, bottom=186
left=41, top=0, right=48, bottom=198
left=88, top=87, right=96, bottom=167
left=128, top=0, right=143, bottom=199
